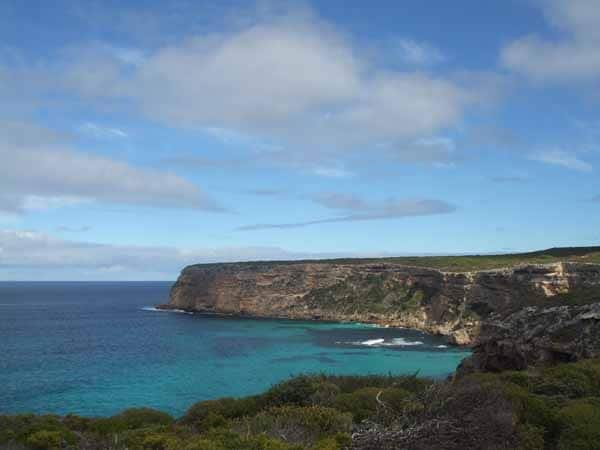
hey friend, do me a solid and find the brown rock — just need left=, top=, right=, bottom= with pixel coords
left=458, top=302, right=600, bottom=373
left=161, top=261, right=600, bottom=345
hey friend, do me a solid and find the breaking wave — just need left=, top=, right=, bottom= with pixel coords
left=141, top=306, right=194, bottom=314
left=337, top=337, right=424, bottom=347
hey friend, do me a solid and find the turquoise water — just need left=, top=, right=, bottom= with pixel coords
left=0, top=282, right=470, bottom=417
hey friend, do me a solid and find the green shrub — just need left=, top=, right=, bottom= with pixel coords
left=87, top=416, right=128, bottom=435
left=242, top=433, right=302, bottom=450
left=312, top=432, right=351, bottom=450
left=200, top=413, right=229, bottom=430
left=333, top=387, right=381, bottom=421
left=308, top=382, right=340, bottom=407
left=378, top=388, right=412, bottom=413
left=533, top=363, right=599, bottom=398
left=174, top=430, right=300, bottom=450
left=236, top=406, right=352, bottom=447
left=25, top=430, right=64, bottom=449
left=324, top=373, right=431, bottom=394
left=516, top=424, right=545, bottom=450
left=500, top=381, right=561, bottom=442
left=141, top=432, right=180, bottom=450
left=115, top=408, right=174, bottom=429
left=62, top=414, right=91, bottom=432
left=557, top=399, right=600, bottom=450
left=116, top=428, right=183, bottom=450
left=0, top=414, right=77, bottom=447
left=183, top=397, right=260, bottom=425
left=0, top=428, right=14, bottom=445
left=262, top=376, right=320, bottom=407
left=173, top=436, right=224, bottom=450
left=499, top=370, right=531, bottom=388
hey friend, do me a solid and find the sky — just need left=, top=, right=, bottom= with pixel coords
left=1, top=0, right=599, bottom=280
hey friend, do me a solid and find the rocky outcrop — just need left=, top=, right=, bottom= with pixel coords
left=458, top=302, right=600, bottom=373
left=161, top=261, right=600, bottom=345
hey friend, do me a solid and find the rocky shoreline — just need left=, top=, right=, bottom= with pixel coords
left=160, top=260, right=600, bottom=346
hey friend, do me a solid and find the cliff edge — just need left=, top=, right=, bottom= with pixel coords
left=160, top=252, right=600, bottom=345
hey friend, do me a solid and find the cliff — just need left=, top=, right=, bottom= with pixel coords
left=458, top=302, right=600, bottom=373
left=161, top=259, right=600, bottom=345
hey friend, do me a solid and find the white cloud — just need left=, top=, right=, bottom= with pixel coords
left=0, top=121, right=221, bottom=213
left=133, top=21, right=362, bottom=130
left=45, top=14, right=485, bottom=166
left=311, top=167, right=354, bottom=178
left=312, top=192, right=371, bottom=211
left=530, top=150, right=592, bottom=172
left=0, top=229, right=356, bottom=280
left=501, top=36, right=600, bottom=82
left=56, top=225, right=92, bottom=233
left=541, top=0, right=600, bottom=41
left=394, top=137, right=456, bottom=165
left=395, top=38, right=445, bottom=65
left=501, top=0, right=600, bottom=82
left=78, top=122, right=128, bottom=139
left=238, top=197, right=456, bottom=230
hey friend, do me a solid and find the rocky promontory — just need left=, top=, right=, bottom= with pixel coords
left=160, top=254, right=600, bottom=345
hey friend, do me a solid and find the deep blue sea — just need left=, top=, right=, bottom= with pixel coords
left=0, top=282, right=471, bottom=417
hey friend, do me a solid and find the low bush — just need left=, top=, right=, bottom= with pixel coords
left=333, top=386, right=417, bottom=422
left=173, top=429, right=301, bottom=450
left=307, top=382, right=340, bottom=408
left=262, top=376, right=321, bottom=407
left=115, top=408, right=174, bottom=429
left=532, top=363, right=598, bottom=398
left=235, top=405, right=352, bottom=447
left=0, top=414, right=77, bottom=447
left=312, top=432, right=352, bottom=450
left=516, top=424, right=545, bottom=450
left=557, top=398, right=600, bottom=450
left=182, top=397, right=261, bottom=426
left=25, top=430, right=64, bottom=449
left=333, top=387, right=381, bottom=421
left=323, top=373, right=431, bottom=394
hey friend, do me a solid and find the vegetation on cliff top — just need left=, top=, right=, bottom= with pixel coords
left=184, top=246, right=600, bottom=273
left=4, top=360, right=600, bottom=449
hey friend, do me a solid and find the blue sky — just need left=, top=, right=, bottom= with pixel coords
left=1, top=0, right=599, bottom=280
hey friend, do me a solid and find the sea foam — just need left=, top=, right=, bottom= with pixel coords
left=338, top=337, right=424, bottom=347
left=141, top=306, right=193, bottom=314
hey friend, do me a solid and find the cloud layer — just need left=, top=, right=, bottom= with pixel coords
left=530, top=150, right=592, bottom=172
left=0, top=121, right=220, bottom=213
left=501, top=0, right=600, bottom=82
left=0, top=229, right=358, bottom=280
left=238, top=194, right=455, bottom=230
left=41, top=14, right=488, bottom=167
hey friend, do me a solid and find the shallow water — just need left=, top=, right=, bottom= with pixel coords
left=0, top=282, right=470, bottom=417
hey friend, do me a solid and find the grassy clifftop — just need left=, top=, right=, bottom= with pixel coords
left=184, top=246, right=600, bottom=273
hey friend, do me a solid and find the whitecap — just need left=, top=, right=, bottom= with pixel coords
left=382, top=338, right=424, bottom=347
left=361, top=338, right=386, bottom=346
left=336, top=337, right=424, bottom=347
left=140, top=306, right=193, bottom=314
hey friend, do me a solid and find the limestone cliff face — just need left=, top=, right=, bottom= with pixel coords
left=162, top=261, right=600, bottom=345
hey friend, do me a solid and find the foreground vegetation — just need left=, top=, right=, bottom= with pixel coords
left=188, top=246, right=600, bottom=272
left=4, top=359, right=600, bottom=449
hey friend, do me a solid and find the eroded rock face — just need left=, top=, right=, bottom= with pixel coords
left=458, top=302, right=600, bottom=373
left=161, top=261, right=600, bottom=345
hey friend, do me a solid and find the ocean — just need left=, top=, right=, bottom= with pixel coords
left=0, top=282, right=471, bottom=417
